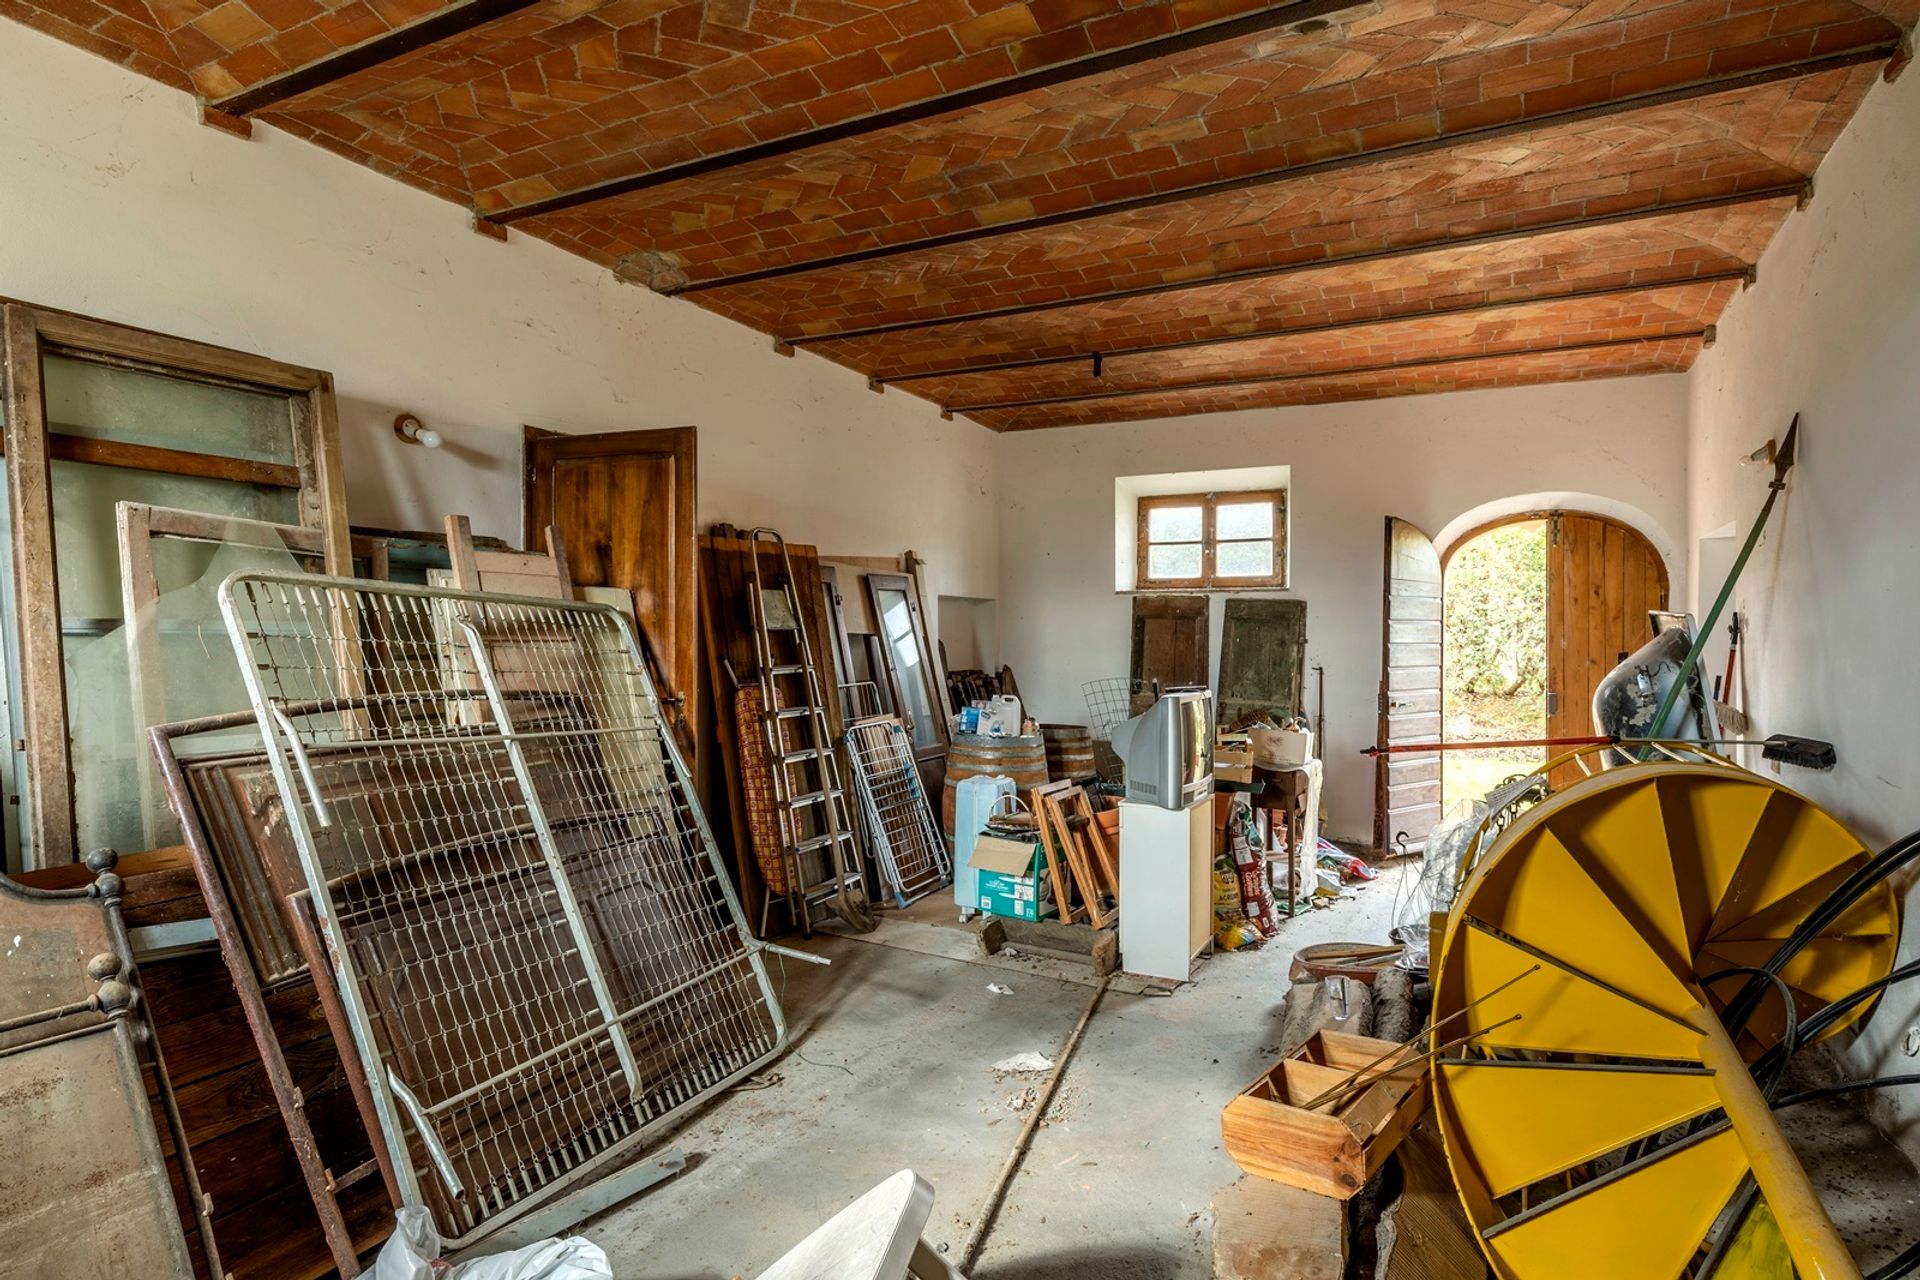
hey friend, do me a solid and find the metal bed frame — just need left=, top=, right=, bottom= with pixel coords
left=214, top=571, right=818, bottom=1248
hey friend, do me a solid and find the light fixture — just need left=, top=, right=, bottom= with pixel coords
left=393, top=412, right=442, bottom=449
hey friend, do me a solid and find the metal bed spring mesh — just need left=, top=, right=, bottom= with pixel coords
left=216, top=572, right=784, bottom=1243
left=844, top=718, right=951, bottom=907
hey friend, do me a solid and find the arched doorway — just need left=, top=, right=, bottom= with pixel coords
left=1440, top=511, right=1669, bottom=807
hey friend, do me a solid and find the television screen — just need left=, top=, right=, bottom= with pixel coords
left=1112, top=689, right=1214, bottom=809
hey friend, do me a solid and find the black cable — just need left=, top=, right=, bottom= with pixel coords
left=1701, top=966, right=1800, bottom=1100
left=1873, top=1239, right=1920, bottom=1280
left=1749, top=959, right=1920, bottom=1090
left=1725, top=827, right=1920, bottom=1036
left=1771, top=1073, right=1920, bottom=1111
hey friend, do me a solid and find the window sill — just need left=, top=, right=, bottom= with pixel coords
left=1122, top=584, right=1291, bottom=595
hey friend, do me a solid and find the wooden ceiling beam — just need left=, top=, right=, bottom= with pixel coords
left=945, top=329, right=1712, bottom=417
left=677, top=41, right=1893, bottom=296
left=484, top=0, right=1368, bottom=225
left=211, top=0, right=546, bottom=116
left=872, top=269, right=1753, bottom=385
left=783, top=184, right=1805, bottom=347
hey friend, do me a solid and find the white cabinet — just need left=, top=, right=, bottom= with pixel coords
left=1117, top=797, right=1213, bottom=982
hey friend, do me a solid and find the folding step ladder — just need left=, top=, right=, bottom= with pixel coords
left=746, top=528, right=875, bottom=936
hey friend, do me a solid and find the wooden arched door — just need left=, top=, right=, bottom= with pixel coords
left=1544, top=512, right=1670, bottom=745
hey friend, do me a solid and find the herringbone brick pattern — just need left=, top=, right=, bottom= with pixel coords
left=0, top=0, right=190, bottom=89
left=518, top=1, right=1898, bottom=281
left=811, top=196, right=1788, bottom=376
left=7, top=0, right=1914, bottom=428
left=678, top=67, right=1868, bottom=336
left=971, top=331, right=1706, bottom=428
left=914, top=278, right=1735, bottom=406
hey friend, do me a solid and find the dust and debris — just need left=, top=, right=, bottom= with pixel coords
left=1002, top=1081, right=1080, bottom=1127
left=990, top=1052, right=1054, bottom=1078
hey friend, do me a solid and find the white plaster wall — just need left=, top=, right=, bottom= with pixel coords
left=0, top=20, right=998, bottom=607
left=995, top=376, right=1692, bottom=843
left=1686, top=64, right=1920, bottom=1146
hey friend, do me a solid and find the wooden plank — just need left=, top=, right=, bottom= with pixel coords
left=1029, top=781, right=1085, bottom=926
left=35, top=433, right=303, bottom=487
left=116, top=502, right=168, bottom=848
left=699, top=534, right=758, bottom=913
left=3, top=304, right=74, bottom=868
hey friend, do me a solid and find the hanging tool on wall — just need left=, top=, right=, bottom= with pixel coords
left=1717, top=610, right=1744, bottom=704
left=1641, top=416, right=1798, bottom=750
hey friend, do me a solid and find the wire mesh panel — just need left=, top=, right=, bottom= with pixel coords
left=1082, top=677, right=1154, bottom=784
left=845, top=717, right=952, bottom=908
left=216, top=572, right=784, bottom=1246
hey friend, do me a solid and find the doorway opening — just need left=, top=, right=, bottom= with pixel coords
left=1436, top=511, right=1671, bottom=808
left=1441, top=520, right=1549, bottom=808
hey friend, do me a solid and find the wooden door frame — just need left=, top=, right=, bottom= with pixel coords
left=521, top=424, right=698, bottom=746
left=2, top=301, right=350, bottom=867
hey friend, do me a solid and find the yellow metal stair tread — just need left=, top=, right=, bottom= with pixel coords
left=1655, top=774, right=1776, bottom=951
left=1468, top=822, right=1698, bottom=1018
left=1546, top=778, right=1694, bottom=979
left=1452, top=925, right=1704, bottom=1062
left=1486, top=1127, right=1747, bottom=1279
left=1438, top=1061, right=1722, bottom=1199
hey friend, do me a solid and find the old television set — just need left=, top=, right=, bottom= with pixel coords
left=1111, top=688, right=1214, bottom=809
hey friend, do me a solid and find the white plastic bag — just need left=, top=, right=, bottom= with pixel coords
left=371, top=1207, right=613, bottom=1280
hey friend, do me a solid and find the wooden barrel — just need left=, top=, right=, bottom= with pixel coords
left=943, top=733, right=1048, bottom=839
left=1040, top=723, right=1097, bottom=782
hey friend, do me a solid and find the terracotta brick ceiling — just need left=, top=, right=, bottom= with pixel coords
left=8, top=0, right=1914, bottom=429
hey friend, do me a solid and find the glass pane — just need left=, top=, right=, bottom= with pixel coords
left=1216, top=539, right=1275, bottom=578
left=56, top=461, right=299, bottom=854
left=1215, top=500, right=1274, bottom=540
left=876, top=588, right=937, bottom=749
left=1147, top=504, right=1203, bottom=542
left=44, top=353, right=297, bottom=466
left=1147, top=542, right=1203, bottom=580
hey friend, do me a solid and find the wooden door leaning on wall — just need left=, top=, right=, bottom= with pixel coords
left=523, top=425, right=697, bottom=756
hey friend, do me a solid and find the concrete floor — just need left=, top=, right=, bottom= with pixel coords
left=577, top=862, right=1920, bottom=1278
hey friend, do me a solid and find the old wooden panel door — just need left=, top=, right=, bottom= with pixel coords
left=1545, top=512, right=1669, bottom=743
left=1130, top=595, right=1209, bottom=703
left=524, top=425, right=697, bottom=752
left=1218, top=598, right=1308, bottom=726
left=1376, top=518, right=1443, bottom=855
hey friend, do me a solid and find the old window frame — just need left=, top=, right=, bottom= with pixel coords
left=1135, top=489, right=1288, bottom=591
left=864, top=571, right=950, bottom=760
left=2, top=302, right=350, bottom=868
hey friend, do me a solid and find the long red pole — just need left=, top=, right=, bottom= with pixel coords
left=1360, top=735, right=1612, bottom=757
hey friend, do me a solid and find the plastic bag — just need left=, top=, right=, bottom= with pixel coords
left=1212, top=855, right=1262, bottom=950
left=371, top=1208, right=613, bottom=1280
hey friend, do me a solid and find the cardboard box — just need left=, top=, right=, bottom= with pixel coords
left=1214, top=737, right=1254, bottom=784
left=1250, top=725, right=1314, bottom=768
left=969, top=835, right=1055, bottom=922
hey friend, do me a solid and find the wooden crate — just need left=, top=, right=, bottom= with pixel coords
left=1221, top=1030, right=1430, bottom=1200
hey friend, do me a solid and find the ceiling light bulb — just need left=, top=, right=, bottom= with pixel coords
left=416, top=427, right=442, bottom=449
